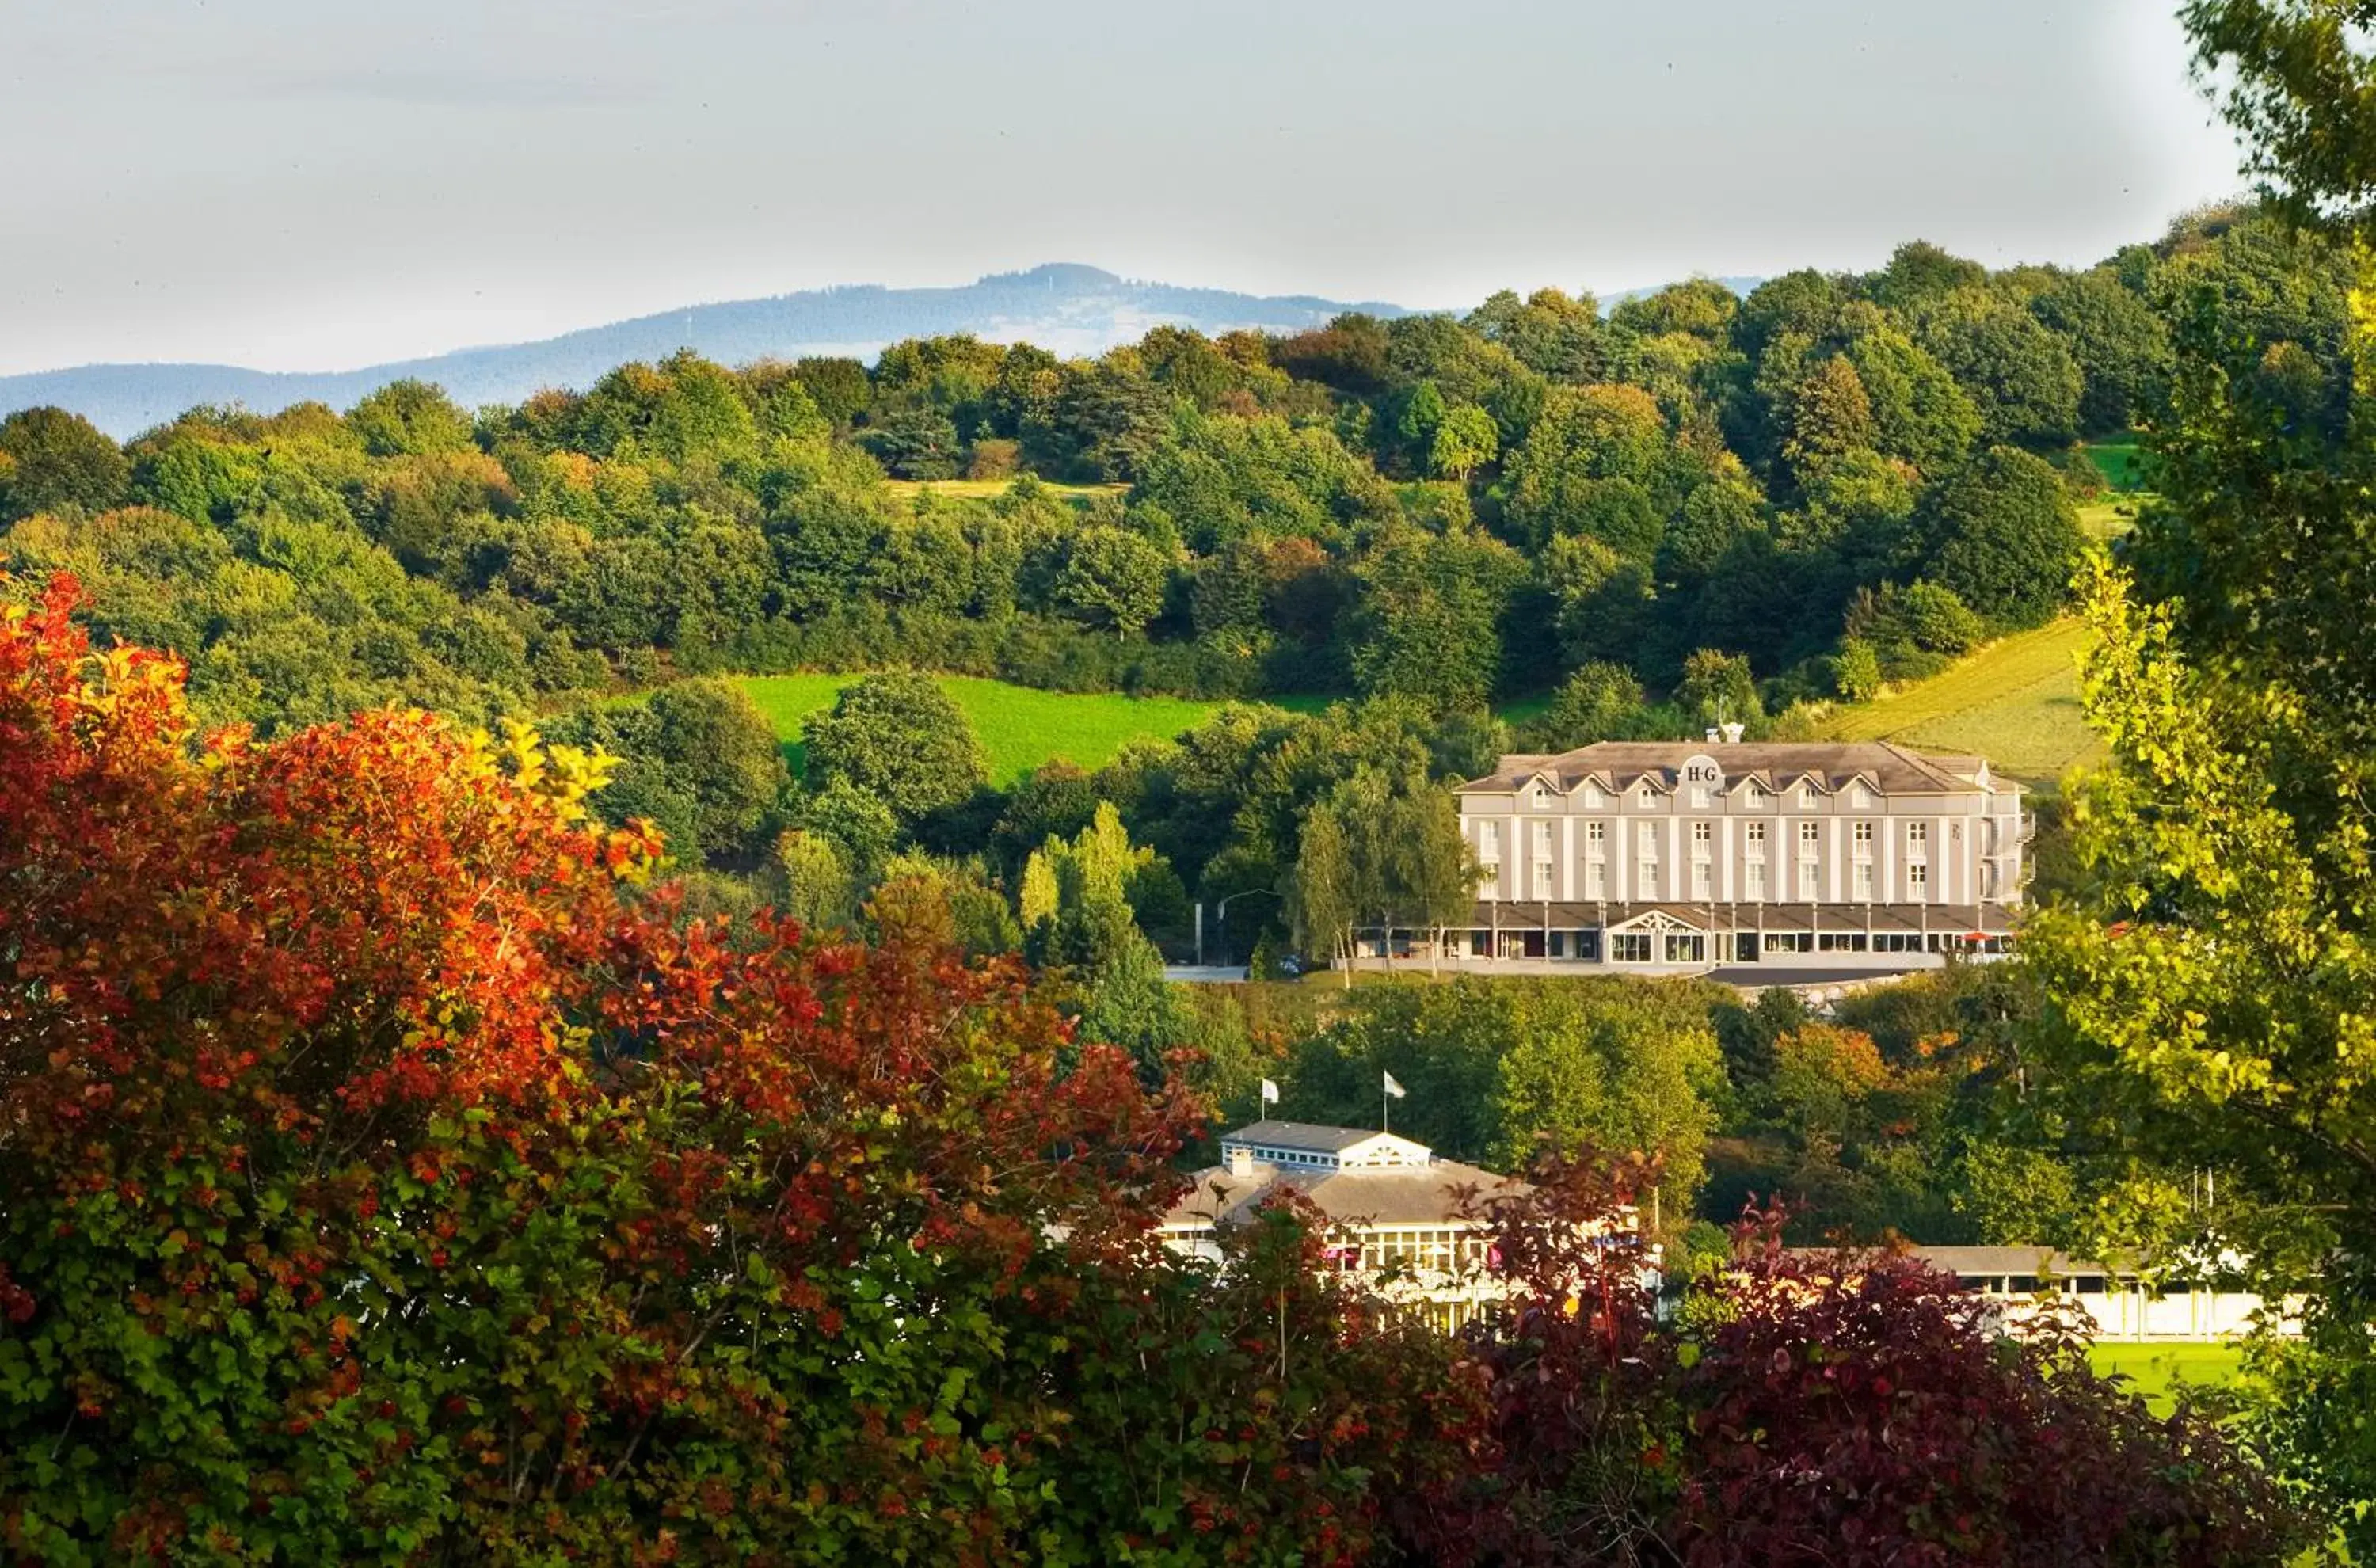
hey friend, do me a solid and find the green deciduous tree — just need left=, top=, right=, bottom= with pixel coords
left=1526, top=660, right=1649, bottom=751
left=1052, top=524, right=1170, bottom=637
left=1916, top=445, right=2086, bottom=626
left=346, top=379, right=477, bottom=458
left=1916, top=291, right=2085, bottom=449
left=1428, top=403, right=1501, bottom=480
left=801, top=671, right=987, bottom=825
left=0, top=406, right=130, bottom=521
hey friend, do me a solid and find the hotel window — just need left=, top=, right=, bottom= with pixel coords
left=1746, top=859, right=1767, bottom=898
left=1744, top=783, right=1765, bottom=807
left=1852, top=821, right=1875, bottom=852
left=1853, top=861, right=1875, bottom=900
left=1532, top=783, right=1553, bottom=809
left=1692, top=821, right=1713, bottom=855
left=1798, top=860, right=1819, bottom=900
left=1586, top=861, right=1607, bottom=900
left=1745, top=820, right=1768, bottom=851
left=1799, top=785, right=1818, bottom=808
left=1535, top=860, right=1555, bottom=895
left=1851, top=784, right=1871, bottom=808
left=1637, top=783, right=1656, bottom=807
left=1533, top=821, right=1554, bottom=859
left=1638, top=823, right=1658, bottom=854
left=1478, top=821, right=1500, bottom=870
left=1639, top=860, right=1659, bottom=899
left=1692, top=861, right=1712, bottom=899
left=1665, top=933, right=1707, bottom=964
left=1586, top=821, right=1606, bottom=855
left=1691, top=784, right=1711, bottom=809
left=1612, top=932, right=1654, bottom=963
left=1910, top=861, right=1929, bottom=899
left=1799, top=821, right=1822, bottom=855
left=1583, top=783, right=1604, bottom=809
left=1906, top=821, right=1929, bottom=856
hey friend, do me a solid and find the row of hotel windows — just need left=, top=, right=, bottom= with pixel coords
left=1483, top=820, right=1933, bottom=855
left=1482, top=820, right=1935, bottom=900
left=1529, top=778, right=1883, bottom=812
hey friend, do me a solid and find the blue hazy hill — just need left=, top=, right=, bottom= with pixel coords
left=1, top=264, right=1411, bottom=438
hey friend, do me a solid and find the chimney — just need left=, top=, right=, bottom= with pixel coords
left=1721, top=722, right=1745, bottom=745
left=1704, top=727, right=1721, bottom=744
left=1228, top=1146, right=1254, bottom=1180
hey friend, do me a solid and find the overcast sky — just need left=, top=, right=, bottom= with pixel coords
left=2, top=0, right=2249, bottom=375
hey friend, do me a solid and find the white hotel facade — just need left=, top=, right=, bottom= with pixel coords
left=1447, top=736, right=2028, bottom=974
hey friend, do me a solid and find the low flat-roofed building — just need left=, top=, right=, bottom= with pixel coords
left=1793, top=1244, right=2297, bottom=1342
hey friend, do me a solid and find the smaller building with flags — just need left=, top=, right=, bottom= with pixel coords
left=1161, top=1120, right=1526, bottom=1330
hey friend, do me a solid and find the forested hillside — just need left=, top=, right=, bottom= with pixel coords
left=0, top=207, right=2351, bottom=953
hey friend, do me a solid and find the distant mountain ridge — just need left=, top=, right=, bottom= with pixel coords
left=0, top=265, right=1413, bottom=439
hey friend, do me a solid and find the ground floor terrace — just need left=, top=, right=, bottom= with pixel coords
left=1345, top=900, right=2017, bottom=978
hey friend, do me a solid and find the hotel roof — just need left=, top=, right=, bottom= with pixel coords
left=1460, top=740, right=1997, bottom=797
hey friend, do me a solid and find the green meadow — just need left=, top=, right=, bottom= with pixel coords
left=2087, top=1341, right=2248, bottom=1417
left=736, top=672, right=1329, bottom=784
left=1811, top=618, right=2100, bottom=786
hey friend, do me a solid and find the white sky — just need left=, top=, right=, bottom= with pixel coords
left=0, top=0, right=2249, bottom=375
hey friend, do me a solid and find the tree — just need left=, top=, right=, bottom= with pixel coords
left=801, top=671, right=987, bottom=824
left=2028, top=270, right=2174, bottom=436
left=1915, top=291, right=2085, bottom=449
left=860, top=409, right=964, bottom=479
left=1868, top=239, right=1990, bottom=310
left=767, top=826, right=857, bottom=929
left=1528, top=661, right=1648, bottom=750
left=1502, top=384, right=1677, bottom=554
left=645, top=676, right=790, bottom=857
left=1845, top=325, right=1983, bottom=475
left=2182, top=0, right=2376, bottom=230
left=1676, top=648, right=1762, bottom=732
left=1346, top=527, right=1526, bottom=709
left=1428, top=404, right=1501, bottom=480
left=1285, top=797, right=1360, bottom=984
left=347, top=379, right=476, bottom=457
left=1916, top=445, right=2086, bottom=626
left=1052, top=525, right=1169, bottom=637
left=0, top=406, right=129, bottom=521
left=792, top=355, right=873, bottom=425
left=1779, top=354, right=1877, bottom=481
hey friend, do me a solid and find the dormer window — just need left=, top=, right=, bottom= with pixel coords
left=1583, top=783, right=1605, bottom=809
left=1744, top=783, right=1765, bottom=807
left=1637, top=784, right=1655, bottom=807
left=1531, top=783, right=1553, bottom=809
left=1798, top=786, right=1817, bottom=809
left=1850, top=784, right=1871, bottom=809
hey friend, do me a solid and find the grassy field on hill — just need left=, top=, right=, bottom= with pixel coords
left=881, top=478, right=1125, bottom=508
left=2077, top=493, right=2150, bottom=542
left=1811, top=619, right=2098, bottom=786
left=737, top=672, right=1327, bottom=783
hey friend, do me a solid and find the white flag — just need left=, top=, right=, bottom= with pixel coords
left=1382, top=1071, right=1407, bottom=1100
left=1260, top=1078, right=1280, bottom=1106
